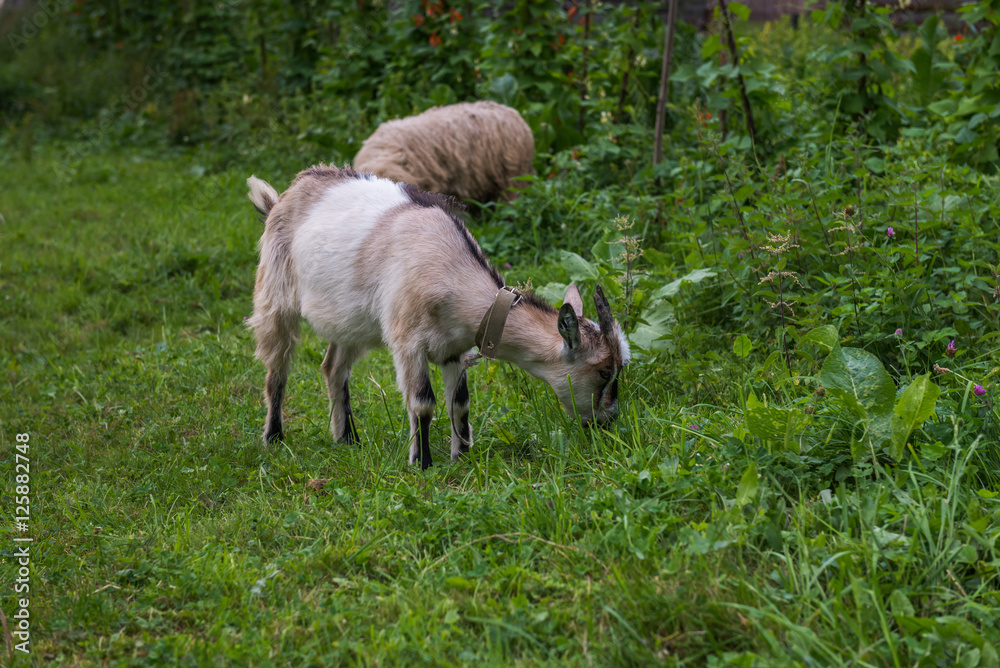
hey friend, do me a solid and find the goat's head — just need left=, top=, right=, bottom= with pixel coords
left=549, top=284, right=630, bottom=425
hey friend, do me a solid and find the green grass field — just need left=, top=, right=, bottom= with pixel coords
left=1, top=143, right=999, bottom=666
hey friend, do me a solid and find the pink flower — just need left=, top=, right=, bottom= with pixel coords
left=945, top=340, right=957, bottom=358
left=886, top=226, right=895, bottom=238
left=689, top=423, right=700, bottom=431
left=894, top=328, right=903, bottom=337
left=974, top=384, right=986, bottom=396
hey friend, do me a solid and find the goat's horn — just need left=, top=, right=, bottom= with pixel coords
left=593, top=285, right=615, bottom=339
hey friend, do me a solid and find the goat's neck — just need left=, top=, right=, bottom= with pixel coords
left=491, top=303, right=565, bottom=382
left=455, top=279, right=564, bottom=380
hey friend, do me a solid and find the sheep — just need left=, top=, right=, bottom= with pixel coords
left=352, top=101, right=535, bottom=203
left=246, top=165, right=629, bottom=470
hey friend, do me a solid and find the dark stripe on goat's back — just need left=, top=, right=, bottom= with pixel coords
left=399, top=183, right=503, bottom=290
left=293, top=163, right=372, bottom=188
left=399, top=183, right=467, bottom=214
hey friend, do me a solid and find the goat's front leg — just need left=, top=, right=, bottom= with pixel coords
left=443, top=360, right=472, bottom=460
left=321, top=342, right=361, bottom=444
left=394, top=350, right=435, bottom=470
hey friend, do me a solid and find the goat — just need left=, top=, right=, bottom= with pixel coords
left=352, top=101, right=535, bottom=203
left=246, top=166, right=629, bottom=469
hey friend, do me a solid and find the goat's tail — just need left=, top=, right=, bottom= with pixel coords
left=247, top=176, right=279, bottom=222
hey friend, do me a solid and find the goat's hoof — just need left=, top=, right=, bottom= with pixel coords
left=265, top=430, right=284, bottom=444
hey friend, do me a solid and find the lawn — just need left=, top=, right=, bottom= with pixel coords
left=2, top=140, right=998, bottom=666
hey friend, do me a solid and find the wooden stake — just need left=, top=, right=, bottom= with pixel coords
left=717, top=0, right=758, bottom=152
left=578, top=0, right=592, bottom=135
left=653, top=0, right=679, bottom=174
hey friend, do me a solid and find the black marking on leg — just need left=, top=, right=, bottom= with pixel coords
left=453, top=370, right=469, bottom=407
left=418, top=413, right=433, bottom=470
left=415, top=375, right=435, bottom=407
left=442, top=352, right=462, bottom=366
left=457, top=414, right=471, bottom=453
left=342, top=378, right=360, bottom=445
left=264, top=372, right=285, bottom=442
left=265, top=421, right=284, bottom=443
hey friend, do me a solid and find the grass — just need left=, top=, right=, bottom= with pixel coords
left=1, top=144, right=998, bottom=666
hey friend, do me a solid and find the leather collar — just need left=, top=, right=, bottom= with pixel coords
left=475, top=286, right=522, bottom=360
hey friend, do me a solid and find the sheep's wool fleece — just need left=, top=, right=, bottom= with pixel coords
left=353, top=101, right=535, bottom=202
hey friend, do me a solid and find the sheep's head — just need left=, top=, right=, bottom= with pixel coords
left=551, top=284, right=630, bottom=425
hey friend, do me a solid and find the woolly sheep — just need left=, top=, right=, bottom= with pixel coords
left=352, top=101, right=535, bottom=203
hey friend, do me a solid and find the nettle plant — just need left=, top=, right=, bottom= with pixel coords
left=742, top=324, right=941, bottom=462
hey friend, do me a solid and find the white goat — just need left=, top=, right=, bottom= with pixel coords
left=246, top=166, right=629, bottom=469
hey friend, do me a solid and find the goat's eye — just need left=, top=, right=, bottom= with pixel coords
left=599, top=369, right=612, bottom=381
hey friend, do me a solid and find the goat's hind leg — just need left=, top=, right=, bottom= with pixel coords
left=443, top=360, right=473, bottom=461
left=251, top=311, right=299, bottom=444
left=322, top=342, right=361, bottom=444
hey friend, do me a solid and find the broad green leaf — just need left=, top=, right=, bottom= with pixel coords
left=888, top=590, right=915, bottom=619
left=590, top=236, right=625, bottom=263
left=982, top=641, right=999, bottom=668
left=745, top=394, right=810, bottom=452
left=888, top=373, right=940, bottom=461
left=734, top=184, right=754, bottom=201
left=729, top=2, right=751, bottom=22
left=818, top=346, right=895, bottom=417
left=701, top=34, right=722, bottom=59
left=801, top=325, right=839, bottom=354
left=652, top=268, right=718, bottom=299
left=926, top=99, right=955, bottom=116
left=956, top=94, right=984, bottom=117
left=558, top=250, right=598, bottom=282
left=735, top=462, right=758, bottom=507
left=643, top=248, right=672, bottom=271
left=868, top=411, right=893, bottom=454
left=884, top=50, right=915, bottom=75
left=733, top=334, right=753, bottom=359
left=629, top=300, right=675, bottom=353
left=536, top=282, right=568, bottom=304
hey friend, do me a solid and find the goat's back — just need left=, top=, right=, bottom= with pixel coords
left=262, top=166, right=500, bottom=346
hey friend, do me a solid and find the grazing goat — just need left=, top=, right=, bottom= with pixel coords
left=352, top=101, right=535, bottom=203
left=246, top=166, right=628, bottom=469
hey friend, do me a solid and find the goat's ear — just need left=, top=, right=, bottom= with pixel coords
left=558, top=302, right=582, bottom=351
left=563, top=284, right=584, bottom=318
left=593, top=284, right=615, bottom=335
